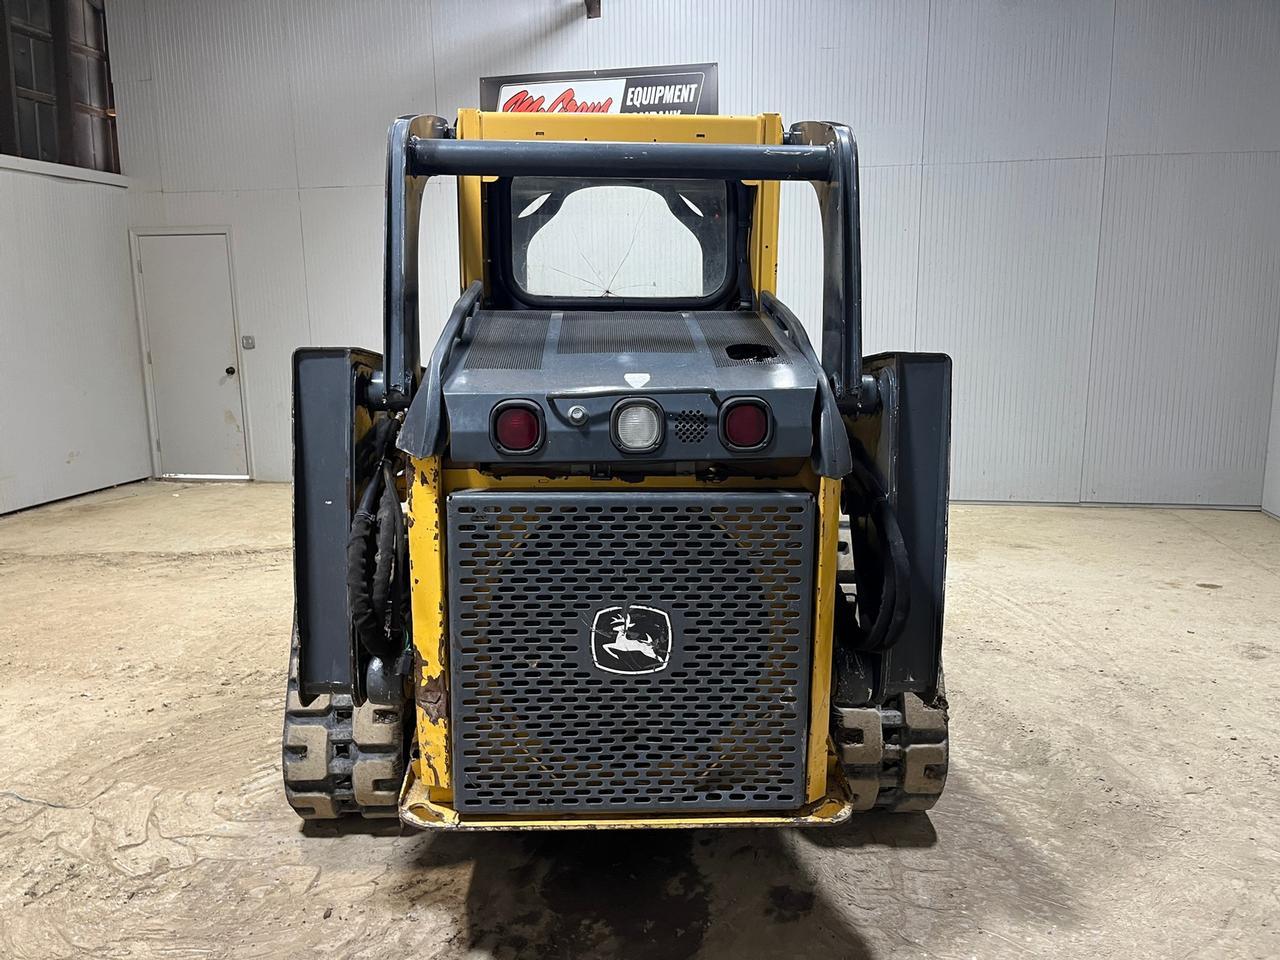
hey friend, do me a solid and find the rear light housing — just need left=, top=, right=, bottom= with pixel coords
left=611, top=398, right=664, bottom=454
left=490, top=400, right=544, bottom=455
left=720, top=397, right=771, bottom=451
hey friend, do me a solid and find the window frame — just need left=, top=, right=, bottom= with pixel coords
left=0, top=0, right=119, bottom=174
left=486, top=175, right=754, bottom=313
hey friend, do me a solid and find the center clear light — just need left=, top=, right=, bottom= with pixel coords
left=616, top=403, right=661, bottom=449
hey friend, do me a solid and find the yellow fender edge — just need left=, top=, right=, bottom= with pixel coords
left=398, top=748, right=853, bottom=831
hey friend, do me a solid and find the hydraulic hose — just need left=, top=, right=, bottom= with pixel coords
left=347, top=419, right=404, bottom=660
left=845, top=442, right=912, bottom=652
left=370, top=460, right=406, bottom=637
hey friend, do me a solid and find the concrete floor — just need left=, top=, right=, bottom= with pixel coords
left=1, top=481, right=1278, bottom=960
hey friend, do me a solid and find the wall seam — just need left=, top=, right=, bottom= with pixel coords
left=426, top=0, right=442, bottom=116
left=1262, top=322, right=1280, bottom=513
left=295, top=188, right=313, bottom=346
left=139, top=0, right=167, bottom=196
left=912, top=0, right=934, bottom=352
left=273, top=3, right=313, bottom=351
left=920, top=148, right=1280, bottom=166
left=1076, top=0, right=1121, bottom=503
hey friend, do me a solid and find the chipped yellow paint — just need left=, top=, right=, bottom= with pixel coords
left=805, top=476, right=842, bottom=802
left=407, top=455, right=451, bottom=793
left=399, top=751, right=852, bottom=831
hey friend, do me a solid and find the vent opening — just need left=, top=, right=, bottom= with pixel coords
left=725, top=342, right=778, bottom=363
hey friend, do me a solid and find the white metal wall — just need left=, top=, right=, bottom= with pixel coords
left=1267, top=342, right=1280, bottom=516
left=0, top=166, right=152, bottom=513
left=104, top=0, right=1280, bottom=504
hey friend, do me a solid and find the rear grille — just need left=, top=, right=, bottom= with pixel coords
left=446, top=490, right=815, bottom=814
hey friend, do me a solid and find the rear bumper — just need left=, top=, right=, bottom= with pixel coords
left=398, top=746, right=853, bottom=831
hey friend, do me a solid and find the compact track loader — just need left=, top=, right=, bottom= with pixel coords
left=284, top=110, right=952, bottom=829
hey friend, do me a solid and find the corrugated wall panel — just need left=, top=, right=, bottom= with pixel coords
left=302, top=180, right=466, bottom=365
left=126, top=188, right=164, bottom=232
left=860, top=165, right=922, bottom=356
left=923, top=0, right=1114, bottom=163
left=102, top=0, right=151, bottom=81
left=112, top=80, right=162, bottom=192
left=1082, top=152, right=1280, bottom=504
left=776, top=166, right=920, bottom=356
left=775, top=181, right=824, bottom=347
left=300, top=186, right=384, bottom=350
left=583, top=0, right=754, bottom=113
left=102, top=0, right=1280, bottom=505
left=917, top=159, right=1104, bottom=502
left=284, top=0, right=436, bottom=188
left=147, top=0, right=297, bottom=192
left=750, top=0, right=929, bottom=166
left=419, top=177, right=464, bottom=350
left=430, top=0, right=590, bottom=118
left=1265, top=338, right=1280, bottom=516
left=1109, top=0, right=1280, bottom=155
left=0, top=172, right=151, bottom=513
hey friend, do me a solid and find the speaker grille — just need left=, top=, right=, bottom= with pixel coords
left=674, top=410, right=708, bottom=443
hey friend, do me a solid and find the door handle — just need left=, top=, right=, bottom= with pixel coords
left=225, top=366, right=237, bottom=376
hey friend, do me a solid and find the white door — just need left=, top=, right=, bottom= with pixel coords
left=137, top=233, right=249, bottom=477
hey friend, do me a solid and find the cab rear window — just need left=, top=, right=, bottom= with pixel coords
left=509, top=177, right=730, bottom=302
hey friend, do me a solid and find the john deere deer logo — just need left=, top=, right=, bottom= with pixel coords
left=590, top=605, right=672, bottom=675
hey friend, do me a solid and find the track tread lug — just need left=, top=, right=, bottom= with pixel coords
left=833, top=679, right=950, bottom=815
left=281, top=629, right=409, bottom=821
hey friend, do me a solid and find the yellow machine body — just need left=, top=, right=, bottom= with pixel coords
left=399, top=112, right=850, bottom=830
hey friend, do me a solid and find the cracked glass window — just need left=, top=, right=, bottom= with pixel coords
left=510, top=177, right=729, bottom=300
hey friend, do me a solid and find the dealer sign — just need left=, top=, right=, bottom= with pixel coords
left=480, top=63, right=718, bottom=116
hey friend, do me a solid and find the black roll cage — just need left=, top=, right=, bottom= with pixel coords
left=380, top=114, right=866, bottom=411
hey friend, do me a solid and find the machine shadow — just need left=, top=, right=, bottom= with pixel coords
left=299, top=817, right=406, bottom=838
left=400, top=813, right=939, bottom=960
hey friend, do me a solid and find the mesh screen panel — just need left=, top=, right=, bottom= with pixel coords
left=446, top=490, right=815, bottom=814
left=696, top=312, right=791, bottom=367
left=462, top=312, right=551, bottom=370
left=557, top=312, right=696, bottom=354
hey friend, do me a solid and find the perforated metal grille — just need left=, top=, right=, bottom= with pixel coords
left=557, top=312, right=695, bottom=354
left=674, top=410, right=708, bottom=443
left=696, top=312, right=790, bottom=367
left=447, top=490, right=815, bottom=814
left=462, top=312, right=551, bottom=370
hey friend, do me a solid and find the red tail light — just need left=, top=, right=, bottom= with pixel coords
left=721, top=399, right=770, bottom=450
left=492, top=401, right=543, bottom=454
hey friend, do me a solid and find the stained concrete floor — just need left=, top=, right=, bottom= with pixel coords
left=1, top=480, right=1278, bottom=959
